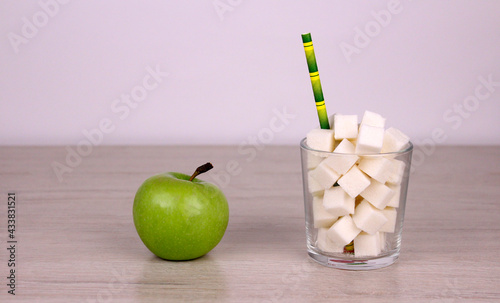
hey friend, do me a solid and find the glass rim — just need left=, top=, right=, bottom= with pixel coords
left=300, top=137, right=413, bottom=156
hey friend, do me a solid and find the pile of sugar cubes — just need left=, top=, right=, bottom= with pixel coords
left=306, top=110, right=409, bottom=257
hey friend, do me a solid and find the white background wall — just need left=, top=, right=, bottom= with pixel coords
left=1, top=0, right=499, bottom=146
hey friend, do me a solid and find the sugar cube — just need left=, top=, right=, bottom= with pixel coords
left=333, top=115, right=358, bottom=140
left=355, top=124, right=385, bottom=154
left=386, top=183, right=400, bottom=208
left=379, top=232, right=386, bottom=252
left=323, top=153, right=358, bottom=176
left=327, top=215, right=361, bottom=246
left=307, top=151, right=325, bottom=170
left=306, top=129, right=335, bottom=152
left=361, top=110, right=386, bottom=128
left=357, top=157, right=392, bottom=183
left=317, top=227, right=344, bottom=253
left=333, top=138, right=356, bottom=154
left=360, top=180, right=394, bottom=210
left=381, top=127, right=410, bottom=153
left=387, top=159, right=405, bottom=185
left=323, top=186, right=355, bottom=217
left=310, top=161, right=341, bottom=189
left=313, top=196, right=337, bottom=228
left=354, top=232, right=383, bottom=257
left=337, top=166, right=371, bottom=198
left=307, top=171, right=324, bottom=196
left=380, top=207, right=397, bottom=233
left=352, top=200, right=388, bottom=234
left=328, top=114, right=336, bottom=130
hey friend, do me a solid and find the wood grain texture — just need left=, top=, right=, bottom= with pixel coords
left=0, top=145, right=499, bottom=302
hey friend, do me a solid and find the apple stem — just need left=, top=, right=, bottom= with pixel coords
left=189, top=162, right=214, bottom=181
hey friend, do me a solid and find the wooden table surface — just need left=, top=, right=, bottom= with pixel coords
left=0, top=145, right=499, bottom=302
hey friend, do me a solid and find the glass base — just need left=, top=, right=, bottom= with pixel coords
left=307, top=248, right=399, bottom=270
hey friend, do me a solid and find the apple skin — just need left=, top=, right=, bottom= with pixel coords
left=133, top=172, right=229, bottom=261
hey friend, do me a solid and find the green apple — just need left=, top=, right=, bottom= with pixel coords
left=133, top=163, right=229, bottom=260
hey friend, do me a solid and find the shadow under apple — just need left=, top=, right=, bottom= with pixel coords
left=133, top=254, right=228, bottom=302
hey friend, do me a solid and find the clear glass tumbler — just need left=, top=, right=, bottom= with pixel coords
left=300, top=138, right=413, bottom=270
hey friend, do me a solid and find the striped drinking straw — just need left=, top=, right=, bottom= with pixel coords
left=301, top=33, right=330, bottom=129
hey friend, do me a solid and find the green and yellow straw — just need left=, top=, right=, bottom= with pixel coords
left=301, top=33, right=329, bottom=129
